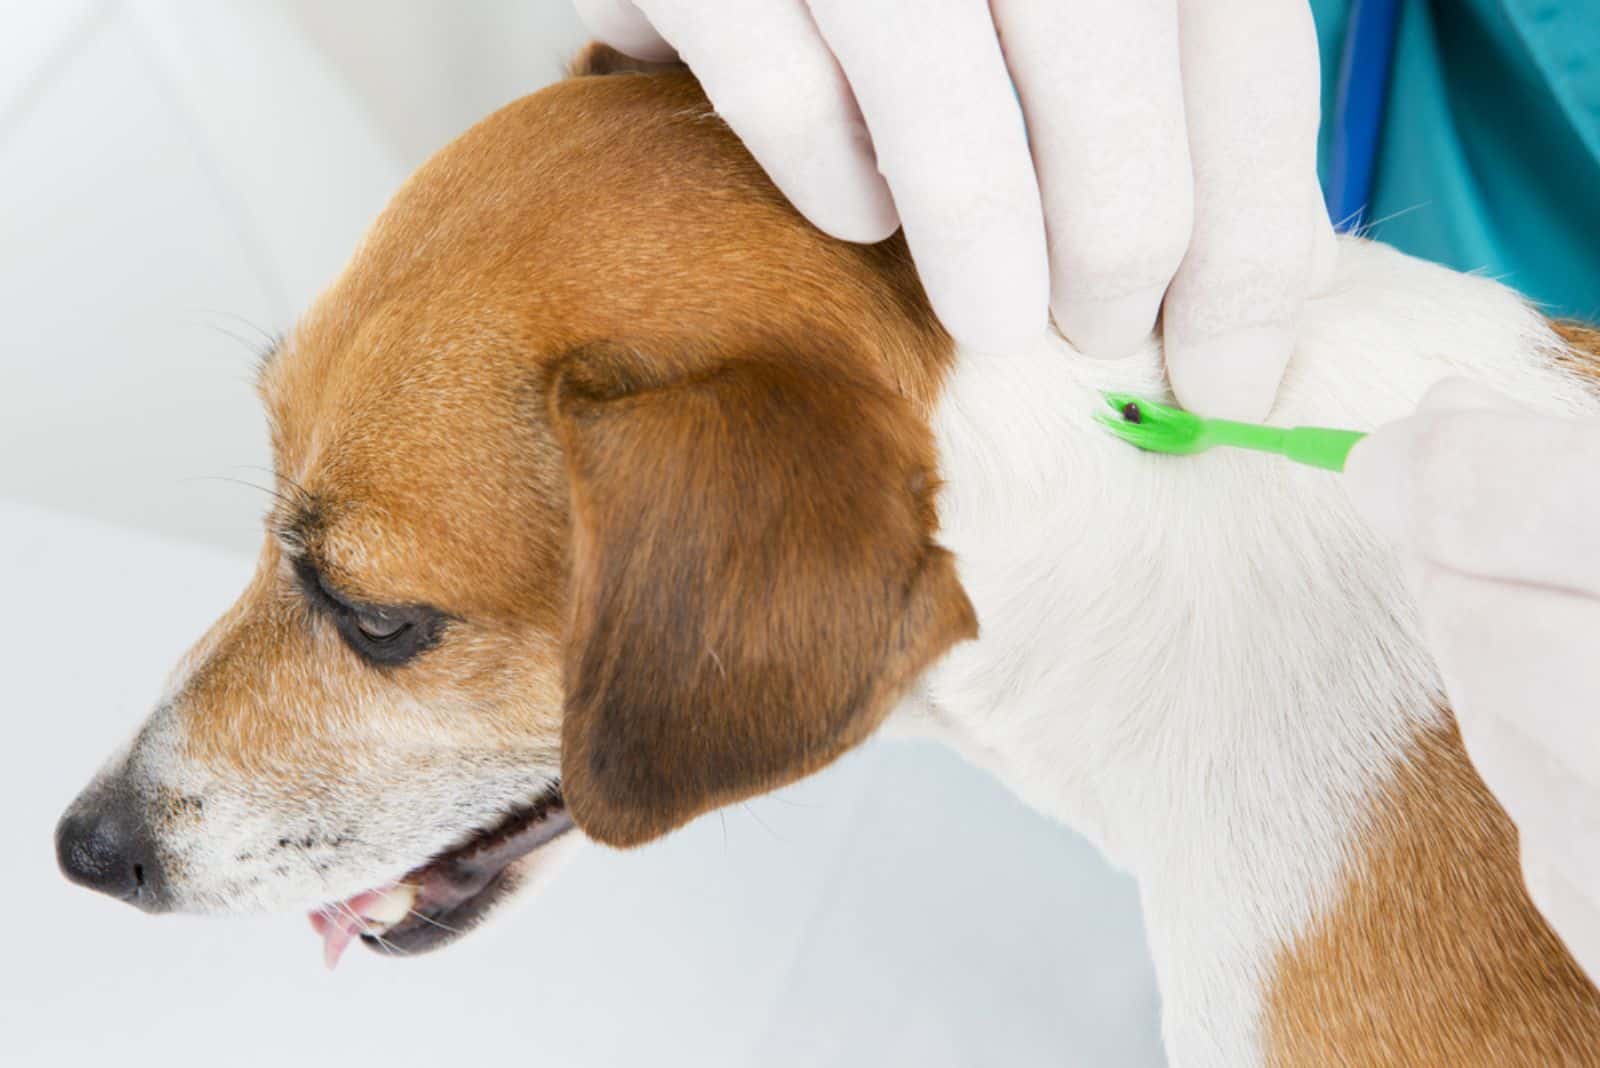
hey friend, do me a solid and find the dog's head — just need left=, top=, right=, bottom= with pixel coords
left=55, top=50, right=975, bottom=960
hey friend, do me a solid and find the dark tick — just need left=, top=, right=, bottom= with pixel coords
left=1121, top=401, right=1142, bottom=424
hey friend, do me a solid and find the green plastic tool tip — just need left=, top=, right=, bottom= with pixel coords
left=1096, top=392, right=1365, bottom=472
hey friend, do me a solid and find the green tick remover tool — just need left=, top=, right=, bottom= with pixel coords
left=1096, top=392, right=1367, bottom=473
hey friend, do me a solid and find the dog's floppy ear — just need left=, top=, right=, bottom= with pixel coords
left=549, top=347, right=976, bottom=847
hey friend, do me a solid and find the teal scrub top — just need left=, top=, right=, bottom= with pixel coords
left=1311, top=0, right=1600, bottom=322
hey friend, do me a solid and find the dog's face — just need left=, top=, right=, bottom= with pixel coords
left=56, top=57, right=974, bottom=958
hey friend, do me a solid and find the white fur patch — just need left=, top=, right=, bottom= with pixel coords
left=906, top=239, right=1597, bottom=1065
left=118, top=698, right=561, bottom=914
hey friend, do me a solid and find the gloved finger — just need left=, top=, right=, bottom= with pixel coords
left=1522, top=852, right=1600, bottom=983
left=1454, top=688, right=1600, bottom=875
left=1162, top=0, right=1325, bottom=420
left=1422, top=567, right=1600, bottom=983
left=1344, top=377, right=1517, bottom=542
left=1308, top=184, right=1339, bottom=295
left=809, top=0, right=1048, bottom=352
left=990, top=0, right=1191, bottom=359
left=1416, top=567, right=1600, bottom=786
left=1346, top=404, right=1600, bottom=596
left=1414, top=376, right=1532, bottom=415
left=629, top=0, right=898, bottom=243
left=573, top=0, right=678, bottom=62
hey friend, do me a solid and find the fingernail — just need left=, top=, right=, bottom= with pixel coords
left=1166, top=324, right=1294, bottom=421
left=1053, top=284, right=1165, bottom=360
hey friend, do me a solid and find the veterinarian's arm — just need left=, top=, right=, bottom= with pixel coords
left=574, top=0, right=1336, bottom=420
left=1346, top=378, right=1600, bottom=982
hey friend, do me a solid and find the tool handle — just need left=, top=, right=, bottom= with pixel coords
left=1203, top=418, right=1288, bottom=454
left=1204, top=419, right=1366, bottom=471
left=1283, top=426, right=1367, bottom=471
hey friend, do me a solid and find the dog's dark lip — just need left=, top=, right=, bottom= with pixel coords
left=362, top=783, right=572, bottom=956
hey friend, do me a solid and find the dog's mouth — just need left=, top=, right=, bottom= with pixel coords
left=308, top=783, right=572, bottom=968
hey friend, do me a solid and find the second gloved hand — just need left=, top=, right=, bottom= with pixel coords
left=1346, top=376, right=1600, bottom=982
left=575, top=0, right=1337, bottom=420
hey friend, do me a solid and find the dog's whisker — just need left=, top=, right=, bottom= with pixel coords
left=740, top=802, right=787, bottom=845
left=202, top=322, right=270, bottom=359
left=404, top=907, right=463, bottom=936
left=195, top=308, right=280, bottom=346
left=290, top=838, right=454, bottom=943
left=366, top=930, right=407, bottom=957
left=330, top=899, right=369, bottom=932
left=194, top=311, right=285, bottom=372
left=235, top=463, right=314, bottom=503
left=181, top=474, right=296, bottom=508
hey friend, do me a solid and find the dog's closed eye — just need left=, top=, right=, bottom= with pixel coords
left=353, top=609, right=406, bottom=642
left=291, top=556, right=447, bottom=667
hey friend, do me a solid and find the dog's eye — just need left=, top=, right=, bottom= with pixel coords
left=354, top=610, right=408, bottom=642
left=342, top=603, right=443, bottom=666
left=291, top=556, right=445, bottom=666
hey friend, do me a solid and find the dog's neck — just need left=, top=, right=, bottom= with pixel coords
left=902, top=238, right=1599, bottom=1064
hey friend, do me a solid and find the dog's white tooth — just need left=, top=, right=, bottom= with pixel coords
left=361, top=884, right=417, bottom=928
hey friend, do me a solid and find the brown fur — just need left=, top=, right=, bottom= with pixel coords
left=552, top=347, right=974, bottom=844
left=1555, top=321, right=1600, bottom=384
left=186, top=68, right=963, bottom=841
left=1265, top=722, right=1600, bottom=1066
left=567, top=40, right=684, bottom=78
left=1265, top=326, right=1600, bottom=1064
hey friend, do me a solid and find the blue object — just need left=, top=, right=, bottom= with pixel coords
left=1325, top=0, right=1402, bottom=228
left=1312, top=0, right=1600, bottom=322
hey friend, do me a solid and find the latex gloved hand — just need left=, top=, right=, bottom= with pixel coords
left=575, top=0, right=1337, bottom=419
left=1347, top=378, right=1600, bottom=981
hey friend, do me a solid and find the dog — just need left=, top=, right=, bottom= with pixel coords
left=56, top=46, right=1600, bottom=1065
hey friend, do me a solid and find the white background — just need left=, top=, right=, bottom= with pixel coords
left=0, top=4, right=1163, bottom=1064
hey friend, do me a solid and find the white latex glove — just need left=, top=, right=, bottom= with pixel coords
left=574, top=0, right=1337, bottom=420
left=1346, top=378, right=1600, bottom=982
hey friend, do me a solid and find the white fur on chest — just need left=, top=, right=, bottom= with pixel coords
left=905, top=239, right=1596, bottom=1065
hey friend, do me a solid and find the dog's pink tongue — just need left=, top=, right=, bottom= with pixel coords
left=309, top=887, right=405, bottom=970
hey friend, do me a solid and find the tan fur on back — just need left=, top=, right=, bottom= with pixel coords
left=1265, top=722, right=1600, bottom=1066
left=1267, top=324, right=1600, bottom=1064
left=1555, top=321, right=1600, bottom=383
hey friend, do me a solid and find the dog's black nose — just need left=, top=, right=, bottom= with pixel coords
left=55, top=804, right=164, bottom=908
